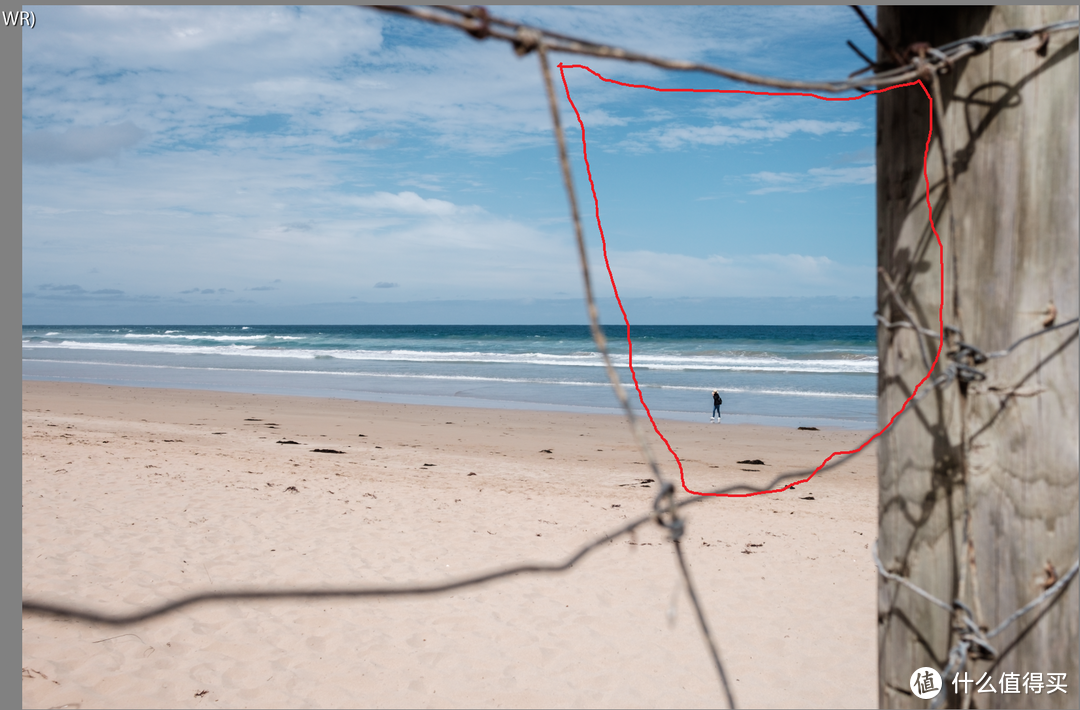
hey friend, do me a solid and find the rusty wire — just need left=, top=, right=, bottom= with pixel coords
left=535, top=37, right=736, bottom=703
left=370, top=5, right=1078, bottom=92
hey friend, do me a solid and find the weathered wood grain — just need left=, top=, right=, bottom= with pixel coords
left=877, top=7, right=1078, bottom=708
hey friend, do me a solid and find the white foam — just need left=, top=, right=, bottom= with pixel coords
left=42, top=341, right=261, bottom=355
left=646, top=383, right=874, bottom=399
left=22, top=341, right=878, bottom=374
left=23, top=358, right=875, bottom=399
left=123, top=333, right=269, bottom=341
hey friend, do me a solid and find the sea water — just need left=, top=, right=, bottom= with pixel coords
left=22, top=324, right=877, bottom=429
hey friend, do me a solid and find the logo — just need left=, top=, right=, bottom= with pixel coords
left=911, top=667, right=943, bottom=699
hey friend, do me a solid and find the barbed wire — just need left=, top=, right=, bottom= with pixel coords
left=534, top=40, right=670, bottom=519
left=535, top=38, right=735, bottom=706
left=879, top=283, right=1080, bottom=397
left=25, top=312, right=1069, bottom=686
left=957, top=317, right=1080, bottom=363
left=370, top=5, right=1078, bottom=92
left=874, top=543, right=1079, bottom=710
left=879, top=59, right=1079, bottom=693
left=877, top=252, right=1079, bottom=705
left=22, top=7, right=1080, bottom=708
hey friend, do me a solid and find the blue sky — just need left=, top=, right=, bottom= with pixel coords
left=22, top=5, right=882, bottom=324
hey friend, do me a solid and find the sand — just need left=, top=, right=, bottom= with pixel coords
left=22, top=380, right=879, bottom=709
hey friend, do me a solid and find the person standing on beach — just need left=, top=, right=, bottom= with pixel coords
left=711, top=390, right=722, bottom=423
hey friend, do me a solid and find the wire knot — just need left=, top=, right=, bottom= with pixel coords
left=926, top=47, right=954, bottom=74
left=652, top=481, right=684, bottom=541
left=947, top=341, right=989, bottom=382
left=965, top=37, right=991, bottom=54
left=464, top=6, right=491, bottom=40
left=514, top=27, right=542, bottom=56
left=954, top=363, right=987, bottom=383
left=951, top=341, right=987, bottom=365
left=911, top=57, right=935, bottom=83
left=952, top=599, right=996, bottom=660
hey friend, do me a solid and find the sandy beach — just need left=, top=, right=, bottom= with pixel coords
left=23, top=380, right=879, bottom=709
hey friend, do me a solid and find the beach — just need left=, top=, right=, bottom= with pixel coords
left=23, top=380, right=879, bottom=708
left=21, top=324, right=879, bottom=430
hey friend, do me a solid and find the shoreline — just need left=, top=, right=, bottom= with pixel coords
left=23, top=380, right=879, bottom=708
left=20, top=366, right=877, bottom=430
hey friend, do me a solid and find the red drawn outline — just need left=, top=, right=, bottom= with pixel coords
left=558, top=63, right=944, bottom=498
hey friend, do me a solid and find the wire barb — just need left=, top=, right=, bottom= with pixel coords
left=850, top=5, right=905, bottom=68
left=875, top=541, right=1079, bottom=704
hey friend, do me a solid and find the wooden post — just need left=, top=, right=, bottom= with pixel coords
left=877, top=6, right=1078, bottom=708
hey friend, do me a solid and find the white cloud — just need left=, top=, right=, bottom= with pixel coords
left=23, top=5, right=879, bottom=319
left=573, top=109, right=630, bottom=128
left=513, top=5, right=866, bottom=77
left=24, top=122, right=148, bottom=163
left=24, top=144, right=871, bottom=303
left=746, top=165, right=875, bottom=194
left=33, top=6, right=382, bottom=74
left=22, top=5, right=873, bottom=159
left=621, top=118, right=862, bottom=152
left=598, top=250, right=872, bottom=298
left=350, top=191, right=479, bottom=217
left=23, top=153, right=583, bottom=302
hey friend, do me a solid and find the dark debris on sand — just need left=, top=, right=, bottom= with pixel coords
left=619, top=478, right=655, bottom=488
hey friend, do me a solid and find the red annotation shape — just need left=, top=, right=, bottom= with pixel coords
left=558, top=63, right=945, bottom=498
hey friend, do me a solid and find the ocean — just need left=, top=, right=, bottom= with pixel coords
left=21, top=324, right=878, bottom=429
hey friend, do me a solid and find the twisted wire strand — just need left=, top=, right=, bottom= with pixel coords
left=673, top=538, right=736, bottom=708
left=534, top=41, right=669, bottom=510
left=368, top=5, right=1078, bottom=93
left=987, top=559, right=1080, bottom=640
left=20, top=433, right=880, bottom=628
left=980, top=317, right=1079, bottom=361
left=368, top=6, right=1080, bottom=700
left=537, top=39, right=737, bottom=706
left=875, top=538, right=1079, bottom=705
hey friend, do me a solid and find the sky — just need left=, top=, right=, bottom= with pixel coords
left=22, top=5, right=883, bottom=325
